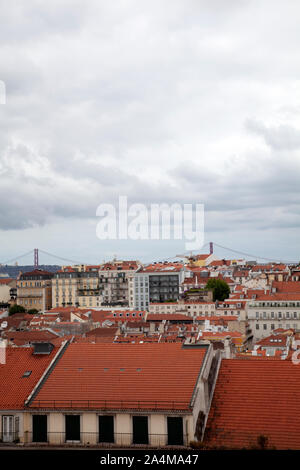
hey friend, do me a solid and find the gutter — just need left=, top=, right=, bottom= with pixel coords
left=24, top=339, right=70, bottom=407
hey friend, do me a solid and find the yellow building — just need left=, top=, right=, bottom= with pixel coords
left=17, top=269, right=53, bottom=311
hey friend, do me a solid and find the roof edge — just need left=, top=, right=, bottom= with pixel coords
left=25, top=340, right=70, bottom=407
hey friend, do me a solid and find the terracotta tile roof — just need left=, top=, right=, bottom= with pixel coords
left=56, top=267, right=77, bottom=273
left=208, top=260, right=232, bottom=267
left=273, top=328, right=294, bottom=334
left=195, top=315, right=238, bottom=322
left=250, top=264, right=288, bottom=273
left=190, top=254, right=211, bottom=260
left=29, top=343, right=208, bottom=411
left=256, top=334, right=288, bottom=348
left=86, top=327, right=118, bottom=337
left=0, top=346, right=58, bottom=409
left=233, top=271, right=250, bottom=277
left=271, top=281, right=300, bottom=293
left=146, top=314, right=193, bottom=322
left=200, top=331, right=242, bottom=339
left=100, top=261, right=139, bottom=271
left=4, top=330, right=58, bottom=346
left=90, top=310, right=111, bottom=323
left=250, top=293, right=300, bottom=301
left=74, top=336, right=114, bottom=343
left=139, top=263, right=183, bottom=273
left=0, top=278, right=13, bottom=285
left=204, top=358, right=300, bottom=449
left=2, top=313, right=30, bottom=331
left=19, top=269, right=53, bottom=278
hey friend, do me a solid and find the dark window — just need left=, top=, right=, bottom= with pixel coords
left=65, top=415, right=80, bottom=441
left=132, top=416, right=148, bottom=444
left=167, top=417, right=183, bottom=445
left=99, top=416, right=114, bottom=443
left=32, top=415, right=47, bottom=442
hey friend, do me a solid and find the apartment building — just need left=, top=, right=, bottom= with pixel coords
left=17, top=269, right=53, bottom=311
left=52, top=268, right=80, bottom=308
left=0, top=342, right=221, bottom=447
left=0, top=278, right=16, bottom=305
left=53, top=262, right=139, bottom=309
left=0, top=343, right=60, bottom=443
left=99, top=260, right=139, bottom=307
left=133, top=263, right=184, bottom=310
left=149, top=301, right=216, bottom=317
left=246, top=293, right=300, bottom=340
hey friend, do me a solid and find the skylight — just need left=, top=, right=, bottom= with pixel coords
left=22, top=370, right=32, bottom=378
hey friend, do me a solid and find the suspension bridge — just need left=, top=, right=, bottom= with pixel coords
left=0, top=243, right=297, bottom=268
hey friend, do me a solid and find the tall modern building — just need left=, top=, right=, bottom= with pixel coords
left=133, top=263, right=185, bottom=310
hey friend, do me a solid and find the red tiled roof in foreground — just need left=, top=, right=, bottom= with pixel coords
left=204, top=358, right=300, bottom=449
left=30, top=343, right=208, bottom=411
left=0, top=346, right=58, bottom=409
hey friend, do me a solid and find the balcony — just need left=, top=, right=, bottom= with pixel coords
left=21, top=432, right=189, bottom=447
left=17, top=293, right=43, bottom=299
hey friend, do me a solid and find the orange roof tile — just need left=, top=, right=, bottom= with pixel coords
left=0, top=346, right=58, bottom=409
left=204, top=358, right=300, bottom=449
left=30, top=343, right=208, bottom=411
left=0, top=278, right=13, bottom=285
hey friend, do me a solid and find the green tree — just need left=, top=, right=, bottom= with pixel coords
left=27, top=309, right=40, bottom=315
left=9, top=304, right=26, bottom=315
left=205, top=279, right=230, bottom=301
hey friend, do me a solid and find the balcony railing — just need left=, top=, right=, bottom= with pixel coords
left=17, top=294, right=43, bottom=298
left=21, top=432, right=189, bottom=447
left=27, top=399, right=191, bottom=411
left=0, top=431, right=20, bottom=444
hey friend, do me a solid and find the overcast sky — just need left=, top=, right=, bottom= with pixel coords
left=0, top=0, right=300, bottom=265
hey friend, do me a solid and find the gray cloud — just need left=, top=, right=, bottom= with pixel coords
left=246, top=119, right=300, bottom=151
left=0, top=0, right=300, bottom=260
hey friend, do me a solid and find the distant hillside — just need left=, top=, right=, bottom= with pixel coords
left=0, top=265, right=61, bottom=279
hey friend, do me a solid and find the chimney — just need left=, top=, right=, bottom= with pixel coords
left=224, top=338, right=231, bottom=359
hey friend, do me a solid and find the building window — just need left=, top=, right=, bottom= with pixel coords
left=256, top=324, right=259, bottom=330
left=65, top=415, right=80, bottom=442
left=263, top=324, right=267, bottom=330
left=98, top=416, right=114, bottom=443
left=132, top=416, right=148, bottom=445
left=32, top=415, right=48, bottom=443
left=167, top=417, right=184, bottom=446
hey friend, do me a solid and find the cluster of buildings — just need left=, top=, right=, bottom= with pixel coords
left=0, top=252, right=300, bottom=449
